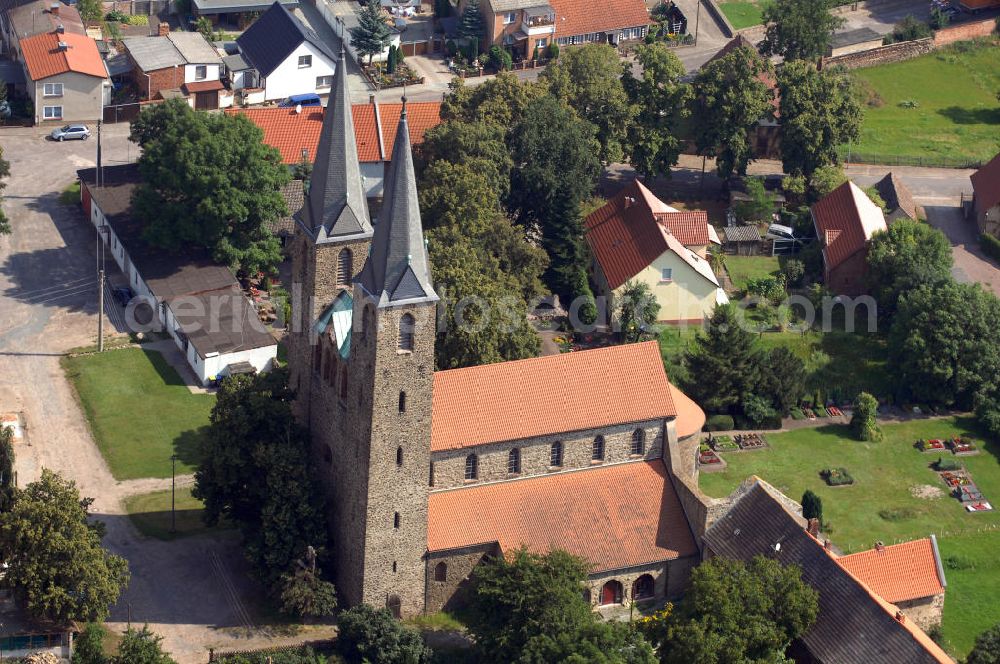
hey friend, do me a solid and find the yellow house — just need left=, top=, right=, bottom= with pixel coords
left=585, top=180, right=726, bottom=324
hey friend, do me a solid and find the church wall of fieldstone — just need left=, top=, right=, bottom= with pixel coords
left=429, top=420, right=667, bottom=490
left=424, top=543, right=499, bottom=614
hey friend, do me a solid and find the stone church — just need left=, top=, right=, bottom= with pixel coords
left=288, top=47, right=707, bottom=618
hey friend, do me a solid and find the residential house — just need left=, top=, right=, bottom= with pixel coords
left=235, top=1, right=337, bottom=102
left=971, top=151, right=1000, bottom=237
left=704, top=479, right=953, bottom=664
left=585, top=179, right=726, bottom=324
left=1, top=0, right=83, bottom=61
left=192, top=0, right=296, bottom=29
left=123, top=31, right=223, bottom=107
left=228, top=98, right=443, bottom=199
left=811, top=180, right=887, bottom=296
left=838, top=537, right=947, bottom=632
left=873, top=171, right=919, bottom=223
left=20, top=31, right=108, bottom=123
left=470, top=0, right=648, bottom=58
left=78, top=164, right=277, bottom=385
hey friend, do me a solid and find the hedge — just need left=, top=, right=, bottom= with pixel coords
left=705, top=414, right=735, bottom=431
left=982, top=233, right=1000, bottom=264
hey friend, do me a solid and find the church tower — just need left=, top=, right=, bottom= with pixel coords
left=346, top=100, right=438, bottom=616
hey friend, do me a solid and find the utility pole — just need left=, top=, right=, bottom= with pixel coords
left=694, top=0, right=701, bottom=46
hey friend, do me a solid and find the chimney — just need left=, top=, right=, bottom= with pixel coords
left=57, top=40, right=68, bottom=51
left=369, top=93, right=375, bottom=104
left=895, top=611, right=905, bottom=623
left=624, top=195, right=636, bottom=208
left=806, top=518, right=820, bottom=538
left=875, top=540, right=885, bottom=552
left=158, top=22, right=170, bottom=36
left=55, top=22, right=64, bottom=33
left=824, top=539, right=831, bottom=550
left=49, top=2, right=59, bottom=15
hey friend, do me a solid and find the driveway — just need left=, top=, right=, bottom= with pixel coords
left=924, top=206, right=1000, bottom=297
left=0, top=124, right=332, bottom=662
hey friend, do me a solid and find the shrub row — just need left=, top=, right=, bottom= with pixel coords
left=981, top=233, right=1000, bottom=264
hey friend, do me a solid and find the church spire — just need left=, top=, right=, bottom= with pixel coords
left=357, top=98, right=438, bottom=308
left=297, top=45, right=372, bottom=243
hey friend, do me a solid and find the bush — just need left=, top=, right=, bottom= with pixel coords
left=445, top=39, right=458, bottom=57
left=125, top=14, right=148, bottom=25
left=935, top=456, right=962, bottom=471
left=850, top=392, right=882, bottom=442
left=781, top=259, right=805, bottom=287
left=104, top=9, right=128, bottom=21
left=546, top=42, right=559, bottom=59
left=821, top=467, right=854, bottom=486
left=745, top=275, right=786, bottom=304
left=705, top=414, right=735, bottom=431
left=336, top=605, right=433, bottom=664
left=981, top=233, right=1000, bottom=264
left=488, top=45, right=512, bottom=71
left=801, top=490, right=823, bottom=524
left=889, top=15, right=932, bottom=43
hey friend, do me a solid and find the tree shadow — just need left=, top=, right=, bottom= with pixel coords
left=937, top=106, right=1000, bottom=126
left=174, top=426, right=208, bottom=468
left=143, top=348, right=188, bottom=387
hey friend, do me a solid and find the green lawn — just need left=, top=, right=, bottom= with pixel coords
left=697, top=416, right=1000, bottom=657
left=719, top=1, right=763, bottom=29
left=723, top=255, right=780, bottom=291
left=124, top=487, right=225, bottom=540
left=849, top=41, right=1000, bottom=165
left=63, top=348, right=214, bottom=480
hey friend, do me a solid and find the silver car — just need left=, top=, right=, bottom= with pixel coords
left=49, top=124, right=91, bottom=141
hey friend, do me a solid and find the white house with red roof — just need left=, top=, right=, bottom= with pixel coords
left=811, top=180, right=887, bottom=296
left=19, top=30, right=108, bottom=124
left=585, top=179, right=726, bottom=324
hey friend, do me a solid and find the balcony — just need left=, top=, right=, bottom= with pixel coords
left=523, top=4, right=555, bottom=35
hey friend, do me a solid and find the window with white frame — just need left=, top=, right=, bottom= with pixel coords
left=43, top=82, right=63, bottom=97
left=503, top=11, right=516, bottom=23
left=43, top=105, right=62, bottom=119
left=660, top=268, right=673, bottom=282
left=316, top=75, right=333, bottom=89
left=536, top=38, right=547, bottom=49
left=194, top=65, right=207, bottom=80
left=298, top=54, right=312, bottom=68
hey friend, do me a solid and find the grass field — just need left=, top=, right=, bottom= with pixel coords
left=697, top=416, right=1000, bottom=656
left=850, top=41, right=1000, bottom=164
left=63, top=348, right=214, bottom=480
left=718, top=1, right=763, bottom=29
left=723, top=255, right=780, bottom=291
left=124, top=487, right=222, bottom=540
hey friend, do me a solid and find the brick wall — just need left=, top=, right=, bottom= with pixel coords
left=142, top=65, right=185, bottom=100
left=821, top=38, right=934, bottom=70
left=933, top=17, right=997, bottom=45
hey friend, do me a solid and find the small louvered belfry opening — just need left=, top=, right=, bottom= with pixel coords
left=337, top=248, right=352, bottom=285
left=399, top=313, right=415, bottom=351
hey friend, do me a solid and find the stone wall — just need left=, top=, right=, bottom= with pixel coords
left=821, top=38, right=934, bottom=70
left=425, top=544, right=498, bottom=613
left=933, top=17, right=997, bottom=45
left=429, top=420, right=666, bottom=490
left=897, top=593, right=945, bottom=632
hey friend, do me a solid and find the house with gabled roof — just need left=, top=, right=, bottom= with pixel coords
left=811, top=180, right=888, bottom=296
left=19, top=30, right=108, bottom=124
left=235, top=1, right=337, bottom=102
left=971, top=151, right=1000, bottom=238
left=874, top=171, right=919, bottom=223
left=585, top=179, right=726, bottom=324
left=123, top=31, right=223, bottom=106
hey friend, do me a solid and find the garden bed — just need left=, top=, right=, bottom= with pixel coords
left=949, top=436, right=980, bottom=456
left=917, top=438, right=947, bottom=453
left=709, top=434, right=740, bottom=452
left=734, top=432, right=768, bottom=450
left=821, top=467, right=854, bottom=486
left=697, top=445, right=726, bottom=471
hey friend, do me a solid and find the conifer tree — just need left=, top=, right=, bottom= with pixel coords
left=458, top=4, right=484, bottom=42
left=350, top=0, right=393, bottom=64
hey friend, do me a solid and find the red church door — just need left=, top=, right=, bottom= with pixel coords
left=601, top=581, right=622, bottom=606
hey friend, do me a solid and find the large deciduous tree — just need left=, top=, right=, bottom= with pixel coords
left=760, top=0, right=844, bottom=61
left=115, top=626, right=177, bottom=664
left=623, top=42, right=690, bottom=179
left=130, top=99, right=288, bottom=275
left=778, top=61, right=862, bottom=177
left=693, top=45, right=774, bottom=179
left=441, top=72, right=546, bottom=129
left=0, top=469, right=129, bottom=623
left=866, top=219, right=953, bottom=321
left=889, top=282, right=1000, bottom=409
left=656, top=556, right=819, bottom=664
left=543, top=43, right=636, bottom=164
left=193, top=369, right=331, bottom=599
left=336, top=604, right=433, bottom=664
left=350, top=0, right=393, bottom=64
left=966, top=622, right=1000, bottom=664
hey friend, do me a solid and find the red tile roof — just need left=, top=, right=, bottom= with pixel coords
left=227, top=101, right=442, bottom=165
left=811, top=181, right=887, bottom=270
left=550, top=0, right=650, bottom=39
left=431, top=341, right=680, bottom=451
left=972, top=151, right=1000, bottom=212
left=584, top=180, right=713, bottom=290
left=19, top=32, right=106, bottom=81
left=427, top=459, right=698, bottom=570
left=837, top=539, right=945, bottom=603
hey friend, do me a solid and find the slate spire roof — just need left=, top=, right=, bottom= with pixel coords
left=296, top=45, right=373, bottom=244
left=357, top=98, right=438, bottom=308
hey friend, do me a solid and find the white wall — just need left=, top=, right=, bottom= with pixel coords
left=362, top=161, right=383, bottom=197
left=199, top=344, right=277, bottom=384
left=261, top=42, right=336, bottom=101
left=183, top=62, right=221, bottom=83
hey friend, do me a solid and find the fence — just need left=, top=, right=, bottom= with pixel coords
left=103, top=99, right=164, bottom=124
left=106, top=0, right=170, bottom=15
left=837, top=148, right=985, bottom=170
left=208, top=640, right=336, bottom=662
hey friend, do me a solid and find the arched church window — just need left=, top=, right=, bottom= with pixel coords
left=465, top=454, right=478, bottom=480
left=434, top=562, right=448, bottom=582
left=631, top=429, right=645, bottom=455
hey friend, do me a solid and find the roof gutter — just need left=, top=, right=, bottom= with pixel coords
left=930, top=533, right=947, bottom=589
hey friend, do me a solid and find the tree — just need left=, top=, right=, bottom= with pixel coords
left=458, top=3, right=484, bottom=42
left=866, top=219, right=953, bottom=321
left=76, top=0, right=102, bottom=21
left=335, top=605, right=433, bottom=664
left=616, top=280, right=660, bottom=343
left=130, top=99, right=288, bottom=274
left=115, top=626, right=176, bottom=664
left=623, top=43, right=691, bottom=178
left=415, top=119, right=513, bottom=201
left=350, top=0, right=393, bottom=64
left=810, top=164, right=847, bottom=198
left=778, top=61, right=863, bottom=177
left=467, top=548, right=655, bottom=663
left=0, top=146, right=10, bottom=235
left=759, top=346, right=807, bottom=416
left=0, top=470, right=129, bottom=623
left=692, top=45, right=774, bottom=178
left=0, top=426, right=14, bottom=512
left=279, top=551, right=338, bottom=619
left=967, top=622, right=1000, bottom=664
left=543, top=43, right=636, bottom=164
left=884, top=15, right=932, bottom=44
left=850, top=391, right=882, bottom=441
left=782, top=258, right=805, bottom=287
left=682, top=304, right=760, bottom=414
left=488, top=45, right=512, bottom=71
left=760, top=0, right=844, bottom=61
left=440, top=72, right=547, bottom=128
left=656, top=556, right=818, bottom=664
left=509, top=95, right=601, bottom=312
left=889, top=282, right=1000, bottom=409
left=801, top=489, right=823, bottom=524
left=733, top=177, right=777, bottom=222
left=72, top=624, right=108, bottom=664
left=193, top=370, right=329, bottom=596
left=386, top=44, right=398, bottom=74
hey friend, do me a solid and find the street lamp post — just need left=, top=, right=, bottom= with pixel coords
left=170, top=454, right=178, bottom=534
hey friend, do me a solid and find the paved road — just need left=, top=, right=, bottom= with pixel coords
left=0, top=124, right=332, bottom=662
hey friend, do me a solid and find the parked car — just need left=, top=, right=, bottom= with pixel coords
left=49, top=124, right=91, bottom=141
left=112, top=286, right=133, bottom=307
left=278, top=93, right=322, bottom=108
left=765, top=223, right=797, bottom=240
